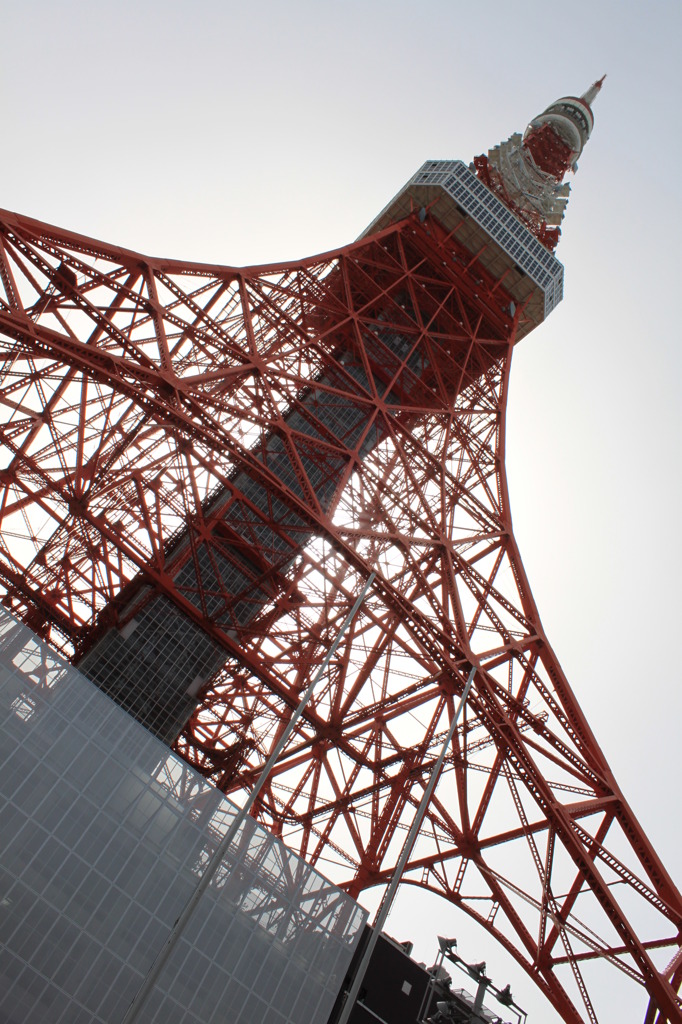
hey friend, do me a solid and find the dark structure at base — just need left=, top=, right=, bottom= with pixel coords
left=329, top=928, right=526, bottom=1024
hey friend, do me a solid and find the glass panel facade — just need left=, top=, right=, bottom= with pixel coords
left=0, top=608, right=366, bottom=1024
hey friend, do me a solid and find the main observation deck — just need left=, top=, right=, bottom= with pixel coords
left=362, top=159, right=564, bottom=334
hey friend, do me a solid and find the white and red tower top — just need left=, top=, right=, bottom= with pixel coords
left=474, top=77, right=606, bottom=250
left=363, top=79, right=605, bottom=332
left=525, top=75, right=606, bottom=175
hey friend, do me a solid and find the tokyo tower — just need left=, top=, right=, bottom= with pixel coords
left=0, top=78, right=680, bottom=1022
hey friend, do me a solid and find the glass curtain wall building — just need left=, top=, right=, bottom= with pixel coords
left=0, top=607, right=366, bottom=1024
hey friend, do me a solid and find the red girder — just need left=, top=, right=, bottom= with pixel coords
left=0, top=205, right=680, bottom=1024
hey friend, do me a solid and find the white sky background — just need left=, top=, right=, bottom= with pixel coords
left=1, top=1, right=680, bottom=1021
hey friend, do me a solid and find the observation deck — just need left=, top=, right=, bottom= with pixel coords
left=362, top=159, right=564, bottom=336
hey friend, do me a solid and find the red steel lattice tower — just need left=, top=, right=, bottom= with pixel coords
left=0, top=80, right=680, bottom=1023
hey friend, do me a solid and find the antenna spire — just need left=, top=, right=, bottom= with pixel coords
left=581, top=75, right=606, bottom=108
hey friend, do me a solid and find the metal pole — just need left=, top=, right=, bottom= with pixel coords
left=335, top=666, right=476, bottom=1024
left=121, top=572, right=376, bottom=1024
left=417, top=942, right=445, bottom=1024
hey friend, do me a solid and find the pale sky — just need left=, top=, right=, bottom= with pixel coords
left=2, top=2, right=680, bottom=1021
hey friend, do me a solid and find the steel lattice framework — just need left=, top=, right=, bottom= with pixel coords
left=0, top=204, right=680, bottom=1024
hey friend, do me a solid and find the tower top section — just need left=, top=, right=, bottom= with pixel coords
left=527, top=76, right=606, bottom=171
left=474, top=76, right=605, bottom=251
left=362, top=80, right=605, bottom=339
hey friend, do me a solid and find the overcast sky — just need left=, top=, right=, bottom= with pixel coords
left=2, top=2, right=680, bottom=1021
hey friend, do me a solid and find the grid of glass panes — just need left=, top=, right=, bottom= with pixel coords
left=0, top=607, right=367, bottom=1024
